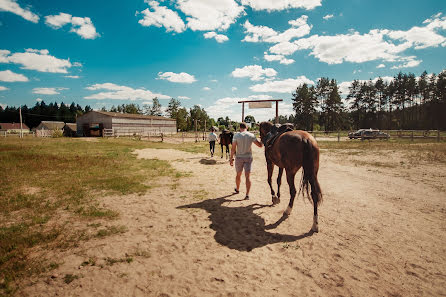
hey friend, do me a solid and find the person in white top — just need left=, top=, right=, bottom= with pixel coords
left=230, top=122, right=263, bottom=199
left=208, top=128, right=219, bottom=157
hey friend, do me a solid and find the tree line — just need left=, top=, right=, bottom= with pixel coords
left=291, top=70, right=446, bottom=131
left=0, top=101, right=91, bottom=129
left=2, top=69, right=445, bottom=131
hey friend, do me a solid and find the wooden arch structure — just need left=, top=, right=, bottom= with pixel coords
left=238, top=99, right=283, bottom=124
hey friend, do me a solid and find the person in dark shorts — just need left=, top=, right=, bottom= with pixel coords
left=208, top=128, right=219, bottom=157
left=229, top=122, right=263, bottom=199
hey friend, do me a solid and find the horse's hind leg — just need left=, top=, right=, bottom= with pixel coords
left=284, top=169, right=297, bottom=216
left=267, top=161, right=279, bottom=204
left=277, top=167, right=283, bottom=200
left=226, top=145, right=229, bottom=159
left=221, top=144, right=224, bottom=158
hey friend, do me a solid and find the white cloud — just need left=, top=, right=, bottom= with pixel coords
left=177, top=0, right=244, bottom=31
left=377, top=64, right=385, bottom=68
left=0, top=86, right=8, bottom=91
left=0, top=102, right=6, bottom=108
left=45, top=13, right=99, bottom=39
left=32, top=87, right=68, bottom=95
left=85, top=83, right=170, bottom=100
left=248, top=94, right=273, bottom=100
left=138, top=1, right=186, bottom=33
left=231, top=86, right=237, bottom=91
left=338, top=76, right=394, bottom=95
left=0, top=0, right=39, bottom=23
left=0, top=70, right=28, bottom=82
left=64, top=75, right=80, bottom=78
left=210, top=79, right=218, bottom=82
left=157, top=71, right=196, bottom=83
left=178, top=96, right=191, bottom=99
left=264, top=53, right=295, bottom=64
left=323, top=14, right=334, bottom=20
left=202, top=86, right=211, bottom=91
left=242, top=16, right=311, bottom=44
left=250, top=75, right=314, bottom=93
left=391, top=57, right=422, bottom=69
left=203, top=31, right=229, bottom=43
left=269, top=41, right=299, bottom=55
left=241, top=0, right=321, bottom=11
left=0, top=48, right=73, bottom=73
left=35, top=98, right=42, bottom=102
left=231, top=65, right=277, bottom=81
left=293, top=13, right=446, bottom=65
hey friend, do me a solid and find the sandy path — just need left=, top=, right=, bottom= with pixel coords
left=21, top=146, right=446, bottom=296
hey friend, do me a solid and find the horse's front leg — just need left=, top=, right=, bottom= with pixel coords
left=267, top=161, right=279, bottom=204
left=226, top=145, right=230, bottom=159
left=221, top=144, right=224, bottom=158
left=284, top=168, right=297, bottom=216
left=277, top=167, right=283, bottom=200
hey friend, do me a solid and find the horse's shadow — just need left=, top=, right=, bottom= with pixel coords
left=177, top=195, right=314, bottom=251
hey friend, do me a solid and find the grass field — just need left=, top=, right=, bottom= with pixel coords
left=0, top=137, right=200, bottom=295
left=0, top=136, right=445, bottom=295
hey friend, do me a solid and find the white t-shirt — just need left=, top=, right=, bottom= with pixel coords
left=232, top=131, right=256, bottom=158
left=208, top=132, right=218, bottom=142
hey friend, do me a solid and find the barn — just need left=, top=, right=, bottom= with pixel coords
left=76, top=111, right=177, bottom=137
left=63, top=123, right=77, bottom=137
left=34, top=121, right=65, bottom=137
left=0, top=123, right=30, bottom=134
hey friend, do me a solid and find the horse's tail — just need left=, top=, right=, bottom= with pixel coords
left=300, top=138, right=323, bottom=206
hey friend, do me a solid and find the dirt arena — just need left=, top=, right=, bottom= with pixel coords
left=21, top=144, right=446, bottom=297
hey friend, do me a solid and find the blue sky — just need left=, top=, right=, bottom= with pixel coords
left=0, top=0, right=445, bottom=121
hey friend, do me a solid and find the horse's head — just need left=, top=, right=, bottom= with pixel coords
left=259, top=122, right=274, bottom=143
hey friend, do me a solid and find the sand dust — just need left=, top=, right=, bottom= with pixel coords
left=20, top=145, right=446, bottom=296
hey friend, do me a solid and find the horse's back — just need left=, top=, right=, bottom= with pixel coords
left=272, top=130, right=318, bottom=167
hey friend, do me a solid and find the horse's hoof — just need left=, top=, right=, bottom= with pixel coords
left=272, top=196, right=280, bottom=205
left=284, top=206, right=292, bottom=216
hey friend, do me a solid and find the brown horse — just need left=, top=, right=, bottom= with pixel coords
left=219, top=130, right=233, bottom=159
left=259, top=122, right=322, bottom=232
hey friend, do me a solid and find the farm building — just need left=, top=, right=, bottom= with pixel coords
left=76, top=111, right=177, bottom=137
left=0, top=123, right=30, bottom=134
left=34, top=121, right=65, bottom=137
left=63, top=123, right=77, bottom=137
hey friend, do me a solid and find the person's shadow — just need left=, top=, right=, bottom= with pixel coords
left=177, top=195, right=314, bottom=251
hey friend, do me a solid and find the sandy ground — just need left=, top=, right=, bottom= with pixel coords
left=20, top=145, right=446, bottom=297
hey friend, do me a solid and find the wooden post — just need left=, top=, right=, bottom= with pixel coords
left=182, top=131, right=184, bottom=143
left=242, top=103, right=245, bottom=122
left=19, top=106, right=23, bottom=139
left=195, top=119, right=198, bottom=142
left=203, top=121, right=206, bottom=140
left=275, top=101, right=279, bottom=124
left=337, top=131, right=340, bottom=142
left=161, top=133, right=164, bottom=142
left=411, top=130, right=414, bottom=141
left=438, top=130, right=441, bottom=142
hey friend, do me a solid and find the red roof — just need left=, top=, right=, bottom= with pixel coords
left=0, top=123, right=30, bottom=130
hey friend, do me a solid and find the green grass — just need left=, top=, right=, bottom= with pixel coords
left=0, top=137, right=199, bottom=295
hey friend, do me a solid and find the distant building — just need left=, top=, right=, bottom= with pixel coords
left=34, top=121, right=65, bottom=137
left=0, top=123, right=30, bottom=134
left=76, top=111, right=177, bottom=137
left=63, top=123, right=77, bottom=137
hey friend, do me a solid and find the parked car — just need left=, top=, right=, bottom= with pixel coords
left=348, top=129, right=366, bottom=139
left=348, top=129, right=390, bottom=140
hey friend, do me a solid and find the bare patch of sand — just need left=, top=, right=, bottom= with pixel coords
left=20, top=145, right=446, bottom=297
